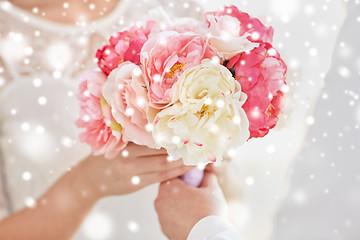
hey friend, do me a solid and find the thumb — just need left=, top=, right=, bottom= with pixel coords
left=200, top=170, right=219, bottom=188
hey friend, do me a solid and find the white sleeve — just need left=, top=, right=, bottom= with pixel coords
left=187, top=215, right=243, bottom=240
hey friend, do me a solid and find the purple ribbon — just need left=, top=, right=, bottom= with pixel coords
left=180, top=167, right=204, bottom=187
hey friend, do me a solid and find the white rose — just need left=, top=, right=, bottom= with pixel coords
left=153, top=60, right=250, bottom=165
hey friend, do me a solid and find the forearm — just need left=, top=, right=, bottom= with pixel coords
left=0, top=159, right=100, bottom=240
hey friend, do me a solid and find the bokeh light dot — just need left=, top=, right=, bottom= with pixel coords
left=306, top=116, right=315, bottom=125
left=38, top=96, right=47, bottom=105
left=122, top=150, right=129, bottom=157
left=33, top=78, right=42, bottom=87
left=245, top=177, right=255, bottom=186
left=127, top=220, right=140, bottom=233
left=267, top=145, right=276, bottom=154
left=22, top=171, right=32, bottom=181
left=338, top=66, right=351, bottom=78
left=61, top=136, right=74, bottom=148
left=145, top=123, right=153, bottom=132
left=10, top=108, right=17, bottom=115
left=21, top=122, right=30, bottom=131
left=53, top=70, right=62, bottom=79
left=131, top=176, right=141, bottom=185
left=82, top=213, right=113, bottom=240
left=293, top=190, right=307, bottom=204
left=35, top=125, right=45, bottom=134
left=309, top=47, right=318, bottom=56
left=24, top=197, right=36, bottom=208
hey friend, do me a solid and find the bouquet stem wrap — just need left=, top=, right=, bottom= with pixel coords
left=180, top=168, right=204, bottom=187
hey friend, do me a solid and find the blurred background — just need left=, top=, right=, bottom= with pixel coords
left=272, top=1, right=360, bottom=239
left=0, top=0, right=359, bottom=239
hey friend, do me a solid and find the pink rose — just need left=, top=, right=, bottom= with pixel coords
left=205, top=5, right=274, bottom=44
left=227, top=43, right=287, bottom=139
left=140, top=31, right=216, bottom=109
left=76, top=71, right=127, bottom=158
left=96, top=21, right=156, bottom=75
left=102, top=62, right=158, bottom=147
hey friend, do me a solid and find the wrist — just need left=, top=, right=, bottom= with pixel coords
left=37, top=158, right=101, bottom=217
left=67, top=157, right=104, bottom=205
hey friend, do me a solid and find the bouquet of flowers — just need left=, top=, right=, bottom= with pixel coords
left=76, top=5, right=287, bottom=186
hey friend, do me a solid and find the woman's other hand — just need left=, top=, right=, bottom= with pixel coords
left=76, top=143, right=194, bottom=200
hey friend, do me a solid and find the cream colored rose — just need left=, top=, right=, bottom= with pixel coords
left=153, top=60, right=250, bottom=165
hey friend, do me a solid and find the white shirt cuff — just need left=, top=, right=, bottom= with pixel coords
left=187, top=215, right=243, bottom=240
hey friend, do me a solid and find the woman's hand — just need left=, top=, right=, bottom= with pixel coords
left=76, top=143, right=194, bottom=200
left=0, top=143, right=191, bottom=240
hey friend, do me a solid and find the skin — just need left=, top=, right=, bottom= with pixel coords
left=155, top=167, right=228, bottom=240
left=0, top=143, right=193, bottom=240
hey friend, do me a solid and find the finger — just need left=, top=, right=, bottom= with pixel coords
left=136, top=155, right=185, bottom=173
left=137, top=148, right=168, bottom=157
left=124, top=143, right=168, bottom=157
left=144, top=165, right=195, bottom=186
left=205, top=163, right=224, bottom=176
left=204, top=163, right=215, bottom=173
left=200, top=170, right=219, bottom=188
